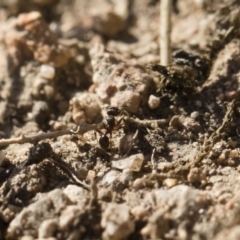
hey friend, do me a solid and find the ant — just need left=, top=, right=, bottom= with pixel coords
left=98, top=107, right=122, bottom=149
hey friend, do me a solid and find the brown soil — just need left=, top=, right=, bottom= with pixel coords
left=1, top=0, right=240, bottom=240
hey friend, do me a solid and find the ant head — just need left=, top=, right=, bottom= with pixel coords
left=107, top=107, right=121, bottom=116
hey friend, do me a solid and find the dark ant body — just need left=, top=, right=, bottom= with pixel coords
left=98, top=107, right=121, bottom=149
left=106, top=107, right=120, bottom=117
left=105, top=115, right=115, bottom=135
left=99, top=134, right=110, bottom=149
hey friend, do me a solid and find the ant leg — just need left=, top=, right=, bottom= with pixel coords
left=115, top=117, right=124, bottom=129
left=114, top=110, right=129, bottom=129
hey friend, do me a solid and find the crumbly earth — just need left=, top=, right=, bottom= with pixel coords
left=1, top=0, right=240, bottom=240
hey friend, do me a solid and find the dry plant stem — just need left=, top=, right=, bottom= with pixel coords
left=160, top=0, right=172, bottom=65
left=49, top=156, right=91, bottom=191
left=191, top=99, right=236, bottom=166
left=151, top=148, right=158, bottom=172
left=127, top=118, right=168, bottom=127
left=0, top=117, right=167, bottom=147
left=0, top=122, right=99, bottom=147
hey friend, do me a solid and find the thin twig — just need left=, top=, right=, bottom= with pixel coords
left=0, top=122, right=99, bottom=147
left=151, top=148, right=158, bottom=173
left=160, top=0, right=172, bottom=65
left=127, top=117, right=168, bottom=128
left=49, top=155, right=91, bottom=191
left=0, top=116, right=168, bottom=148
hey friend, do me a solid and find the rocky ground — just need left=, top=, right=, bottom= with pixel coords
left=1, top=0, right=240, bottom=239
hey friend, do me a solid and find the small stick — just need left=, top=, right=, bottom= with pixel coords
left=127, top=118, right=168, bottom=128
left=160, top=0, right=172, bottom=65
left=49, top=156, right=91, bottom=191
left=151, top=148, right=157, bottom=173
left=0, top=122, right=99, bottom=147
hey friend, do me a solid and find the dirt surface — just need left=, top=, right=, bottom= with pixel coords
left=1, top=0, right=240, bottom=239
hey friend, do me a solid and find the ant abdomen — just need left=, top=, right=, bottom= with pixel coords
left=99, top=135, right=110, bottom=149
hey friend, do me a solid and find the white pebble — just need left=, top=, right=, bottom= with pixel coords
left=112, top=153, right=144, bottom=172
left=40, top=64, right=55, bottom=80
left=148, top=95, right=160, bottom=109
left=190, top=111, right=199, bottom=119
left=163, top=178, right=178, bottom=188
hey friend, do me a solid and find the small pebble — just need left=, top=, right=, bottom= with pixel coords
left=169, top=115, right=184, bottom=130
left=75, top=54, right=86, bottom=64
left=190, top=111, right=199, bottom=119
left=112, top=153, right=144, bottom=172
left=217, top=149, right=231, bottom=163
left=40, top=64, right=55, bottom=80
left=17, top=11, right=42, bottom=27
left=205, top=186, right=212, bottom=191
left=73, top=111, right=86, bottom=124
left=198, top=208, right=205, bottom=214
left=111, top=90, right=141, bottom=114
left=43, top=85, right=55, bottom=99
left=163, top=178, right=178, bottom=188
left=209, top=169, right=216, bottom=175
left=141, top=225, right=151, bottom=236
left=187, top=167, right=206, bottom=183
left=51, top=121, right=66, bottom=131
left=229, top=149, right=239, bottom=158
left=131, top=205, right=148, bottom=219
left=148, top=95, right=160, bottom=109
left=132, top=178, right=145, bottom=190
left=228, top=139, right=238, bottom=148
